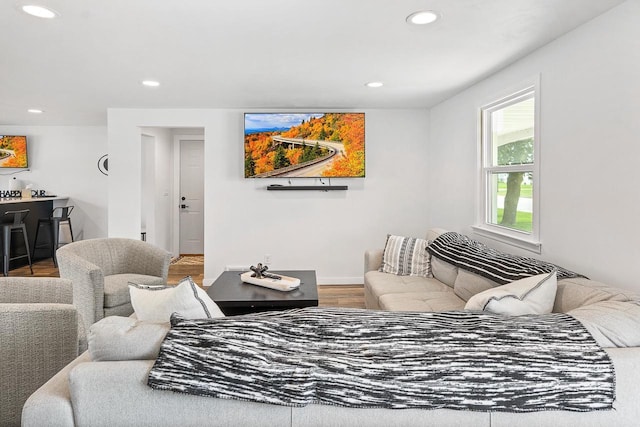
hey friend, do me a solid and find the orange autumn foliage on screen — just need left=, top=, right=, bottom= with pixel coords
left=319, top=113, right=364, bottom=177
left=244, top=113, right=364, bottom=177
left=286, top=149, right=302, bottom=165
left=0, top=136, right=28, bottom=168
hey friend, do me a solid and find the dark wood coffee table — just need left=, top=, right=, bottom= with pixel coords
left=207, top=270, right=319, bottom=315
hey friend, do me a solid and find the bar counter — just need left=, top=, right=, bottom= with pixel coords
left=0, top=195, right=68, bottom=205
left=0, top=196, right=69, bottom=270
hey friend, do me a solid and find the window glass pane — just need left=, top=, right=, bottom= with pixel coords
left=488, top=172, right=533, bottom=232
left=490, top=97, right=534, bottom=166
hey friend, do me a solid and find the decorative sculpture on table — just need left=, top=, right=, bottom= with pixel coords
left=249, top=263, right=281, bottom=280
left=241, top=263, right=301, bottom=292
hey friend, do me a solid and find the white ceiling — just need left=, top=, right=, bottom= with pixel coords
left=0, top=0, right=626, bottom=126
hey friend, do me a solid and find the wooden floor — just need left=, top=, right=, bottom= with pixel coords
left=10, top=258, right=366, bottom=309
left=316, top=285, right=365, bottom=309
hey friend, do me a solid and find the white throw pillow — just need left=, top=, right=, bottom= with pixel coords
left=465, top=271, right=557, bottom=315
left=379, top=234, right=431, bottom=277
left=129, top=276, right=225, bottom=322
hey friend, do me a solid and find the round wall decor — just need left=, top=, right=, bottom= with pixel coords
left=98, top=154, right=108, bottom=175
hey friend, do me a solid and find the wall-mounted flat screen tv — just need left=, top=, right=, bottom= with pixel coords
left=244, top=113, right=364, bottom=178
left=0, top=135, right=28, bottom=168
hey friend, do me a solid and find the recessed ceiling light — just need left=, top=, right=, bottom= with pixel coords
left=365, top=81, right=384, bottom=88
left=27, top=108, right=44, bottom=114
left=22, top=5, right=59, bottom=19
left=406, top=10, right=439, bottom=25
left=142, top=80, right=160, bottom=87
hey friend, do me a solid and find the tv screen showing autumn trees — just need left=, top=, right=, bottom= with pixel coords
left=0, top=136, right=28, bottom=168
left=244, top=113, right=365, bottom=178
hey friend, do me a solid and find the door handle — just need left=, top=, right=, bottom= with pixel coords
left=181, top=204, right=189, bottom=209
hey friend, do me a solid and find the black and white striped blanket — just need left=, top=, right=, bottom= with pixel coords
left=148, top=307, right=615, bottom=412
left=427, top=232, right=583, bottom=285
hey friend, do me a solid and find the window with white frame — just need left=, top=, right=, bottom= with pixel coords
left=478, top=83, right=540, bottom=250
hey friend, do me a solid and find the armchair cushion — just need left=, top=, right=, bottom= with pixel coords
left=103, top=274, right=165, bottom=308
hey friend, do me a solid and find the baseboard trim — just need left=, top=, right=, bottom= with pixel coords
left=317, top=277, right=364, bottom=286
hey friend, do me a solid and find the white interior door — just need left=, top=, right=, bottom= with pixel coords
left=179, top=140, right=204, bottom=254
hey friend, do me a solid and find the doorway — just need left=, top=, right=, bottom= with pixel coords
left=178, top=139, right=205, bottom=255
left=140, top=134, right=155, bottom=243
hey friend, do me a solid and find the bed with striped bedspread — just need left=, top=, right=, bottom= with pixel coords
left=147, top=307, right=615, bottom=412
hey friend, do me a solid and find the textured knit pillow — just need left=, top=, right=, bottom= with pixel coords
left=379, top=234, right=431, bottom=277
left=465, top=271, right=557, bottom=315
left=129, top=276, right=224, bottom=322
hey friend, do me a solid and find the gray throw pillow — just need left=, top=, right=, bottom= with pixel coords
left=88, top=316, right=170, bottom=361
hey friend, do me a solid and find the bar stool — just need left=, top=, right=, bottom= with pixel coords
left=33, top=206, right=74, bottom=268
left=1, top=209, right=33, bottom=277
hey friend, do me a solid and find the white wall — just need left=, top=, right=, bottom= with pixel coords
left=427, top=0, right=640, bottom=290
left=108, top=109, right=430, bottom=284
left=0, top=125, right=108, bottom=240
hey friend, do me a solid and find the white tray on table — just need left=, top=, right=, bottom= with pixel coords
left=240, top=271, right=301, bottom=292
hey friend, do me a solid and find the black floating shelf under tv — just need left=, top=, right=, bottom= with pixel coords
left=267, top=184, right=348, bottom=191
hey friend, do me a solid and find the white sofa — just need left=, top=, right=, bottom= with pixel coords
left=365, top=229, right=639, bottom=315
left=23, top=324, right=640, bottom=427
left=22, top=229, right=640, bottom=426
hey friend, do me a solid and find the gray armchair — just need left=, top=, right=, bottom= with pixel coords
left=0, top=277, right=79, bottom=427
left=56, top=238, right=171, bottom=345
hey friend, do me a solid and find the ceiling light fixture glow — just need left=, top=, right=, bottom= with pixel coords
left=365, top=81, right=384, bottom=88
left=406, top=10, right=439, bottom=25
left=27, top=108, right=44, bottom=114
left=142, top=80, right=160, bottom=87
left=22, top=5, right=58, bottom=19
